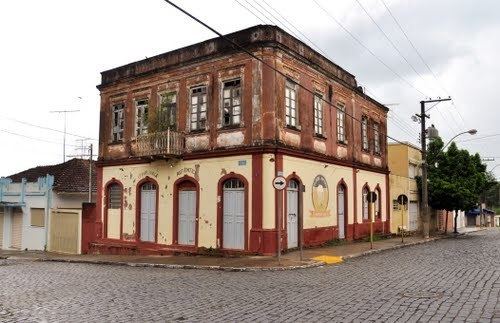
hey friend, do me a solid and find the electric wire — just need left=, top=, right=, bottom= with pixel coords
left=234, top=0, right=266, bottom=24
left=0, top=128, right=80, bottom=148
left=354, top=0, right=431, bottom=95
left=163, top=0, right=408, bottom=145
left=1, top=117, right=97, bottom=141
left=311, top=0, right=427, bottom=97
left=379, top=0, right=467, bottom=130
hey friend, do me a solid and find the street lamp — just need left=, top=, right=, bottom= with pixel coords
left=440, top=129, right=478, bottom=153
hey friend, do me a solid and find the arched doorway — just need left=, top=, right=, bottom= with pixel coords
left=337, top=183, right=347, bottom=239
left=177, top=180, right=197, bottom=246
left=287, top=179, right=299, bottom=249
left=139, top=181, right=157, bottom=242
left=222, top=178, right=245, bottom=250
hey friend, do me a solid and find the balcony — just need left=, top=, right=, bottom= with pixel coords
left=135, top=129, right=184, bottom=158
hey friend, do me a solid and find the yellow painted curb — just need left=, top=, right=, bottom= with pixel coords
left=312, top=255, right=343, bottom=264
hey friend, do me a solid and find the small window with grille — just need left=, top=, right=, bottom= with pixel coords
left=190, top=86, right=208, bottom=131
left=223, top=179, right=244, bottom=189
left=108, top=184, right=122, bottom=209
left=222, top=79, right=241, bottom=127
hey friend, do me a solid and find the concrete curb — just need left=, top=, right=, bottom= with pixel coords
left=2, top=256, right=326, bottom=272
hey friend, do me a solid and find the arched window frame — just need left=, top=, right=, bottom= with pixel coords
left=135, top=177, right=159, bottom=243
left=104, top=179, right=123, bottom=240
left=362, top=184, right=370, bottom=222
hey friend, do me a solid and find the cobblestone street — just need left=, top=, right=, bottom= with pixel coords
left=0, top=230, right=499, bottom=322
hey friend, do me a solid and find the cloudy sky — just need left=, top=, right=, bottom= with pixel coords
left=1, top=0, right=499, bottom=177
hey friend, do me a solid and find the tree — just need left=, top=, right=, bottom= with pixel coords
left=420, top=138, right=489, bottom=233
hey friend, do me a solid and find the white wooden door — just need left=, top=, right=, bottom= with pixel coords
left=179, top=190, right=196, bottom=245
left=11, top=209, right=23, bottom=249
left=223, top=180, right=245, bottom=250
left=409, top=201, right=418, bottom=231
left=140, top=183, right=156, bottom=242
left=338, top=186, right=345, bottom=239
left=287, top=181, right=299, bottom=249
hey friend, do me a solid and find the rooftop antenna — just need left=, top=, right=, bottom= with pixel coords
left=50, top=109, right=80, bottom=162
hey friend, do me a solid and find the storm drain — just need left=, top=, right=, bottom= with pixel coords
left=400, top=291, right=444, bottom=299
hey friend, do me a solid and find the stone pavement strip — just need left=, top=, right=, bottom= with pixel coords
left=0, top=228, right=497, bottom=322
left=0, top=229, right=479, bottom=271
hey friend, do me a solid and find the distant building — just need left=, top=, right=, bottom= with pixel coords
left=388, top=142, right=421, bottom=233
left=95, top=25, right=390, bottom=255
left=0, top=158, right=96, bottom=253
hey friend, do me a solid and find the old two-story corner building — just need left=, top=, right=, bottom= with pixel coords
left=94, top=25, right=390, bottom=255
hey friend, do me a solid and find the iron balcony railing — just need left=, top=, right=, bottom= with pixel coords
left=135, top=129, right=184, bottom=157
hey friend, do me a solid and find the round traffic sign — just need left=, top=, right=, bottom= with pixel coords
left=273, top=176, right=287, bottom=190
left=367, top=191, right=377, bottom=203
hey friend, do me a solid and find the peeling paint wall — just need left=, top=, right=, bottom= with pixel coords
left=101, top=156, right=253, bottom=248
left=281, top=155, right=355, bottom=229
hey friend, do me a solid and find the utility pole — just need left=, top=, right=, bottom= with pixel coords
left=417, top=97, right=451, bottom=238
left=50, top=109, right=80, bottom=162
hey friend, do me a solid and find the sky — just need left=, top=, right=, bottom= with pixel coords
left=1, top=0, right=499, bottom=177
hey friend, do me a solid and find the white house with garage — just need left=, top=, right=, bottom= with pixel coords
left=0, top=158, right=96, bottom=253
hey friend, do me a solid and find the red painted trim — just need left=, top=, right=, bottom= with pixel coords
left=135, top=176, right=160, bottom=243
left=275, top=153, right=283, bottom=231
left=217, top=172, right=249, bottom=251
left=353, top=169, right=358, bottom=224
left=284, top=173, right=303, bottom=249
left=337, top=178, right=348, bottom=239
left=96, top=166, right=104, bottom=236
left=172, top=175, right=200, bottom=249
left=251, top=154, right=263, bottom=229
left=103, top=178, right=124, bottom=240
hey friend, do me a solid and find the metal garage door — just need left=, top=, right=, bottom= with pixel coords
left=223, top=179, right=245, bottom=250
left=11, top=208, right=23, bottom=249
left=179, top=190, right=196, bottom=245
left=408, top=201, right=419, bottom=231
left=0, top=209, right=4, bottom=249
left=49, top=210, right=80, bottom=254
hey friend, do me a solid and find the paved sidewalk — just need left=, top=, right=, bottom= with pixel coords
left=0, top=228, right=486, bottom=271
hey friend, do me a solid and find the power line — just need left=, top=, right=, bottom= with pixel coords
left=354, top=0, right=431, bottom=94
left=234, top=0, right=266, bottom=24
left=459, top=133, right=500, bottom=143
left=0, top=128, right=80, bottom=148
left=379, top=0, right=467, bottom=130
left=0, top=117, right=97, bottom=141
left=163, top=0, right=408, bottom=145
left=311, top=0, right=427, bottom=97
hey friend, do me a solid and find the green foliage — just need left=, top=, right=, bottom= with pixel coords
left=423, top=137, right=490, bottom=213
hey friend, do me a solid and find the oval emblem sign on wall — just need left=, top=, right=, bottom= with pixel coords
left=311, top=175, right=330, bottom=217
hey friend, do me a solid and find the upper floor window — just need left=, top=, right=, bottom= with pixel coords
left=190, top=86, right=207, bottom=131
left=135, top=99, right=149, bottom=136
left=361, top=116, right=369, bottom=151
left=222, top=79, right=241, bottom=127
left=285, top=80, right=298, bottom=127
left=373, top=122, right=380, bottom=154
left=409, top=163, right=418, bottom=179
left=337, top=102, right=346, bottom=143
left=313, top=94, right=323, bottom=136
left=159, top=92, right=177, bottom=131
left=112, top=103, right=124, bottom=142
